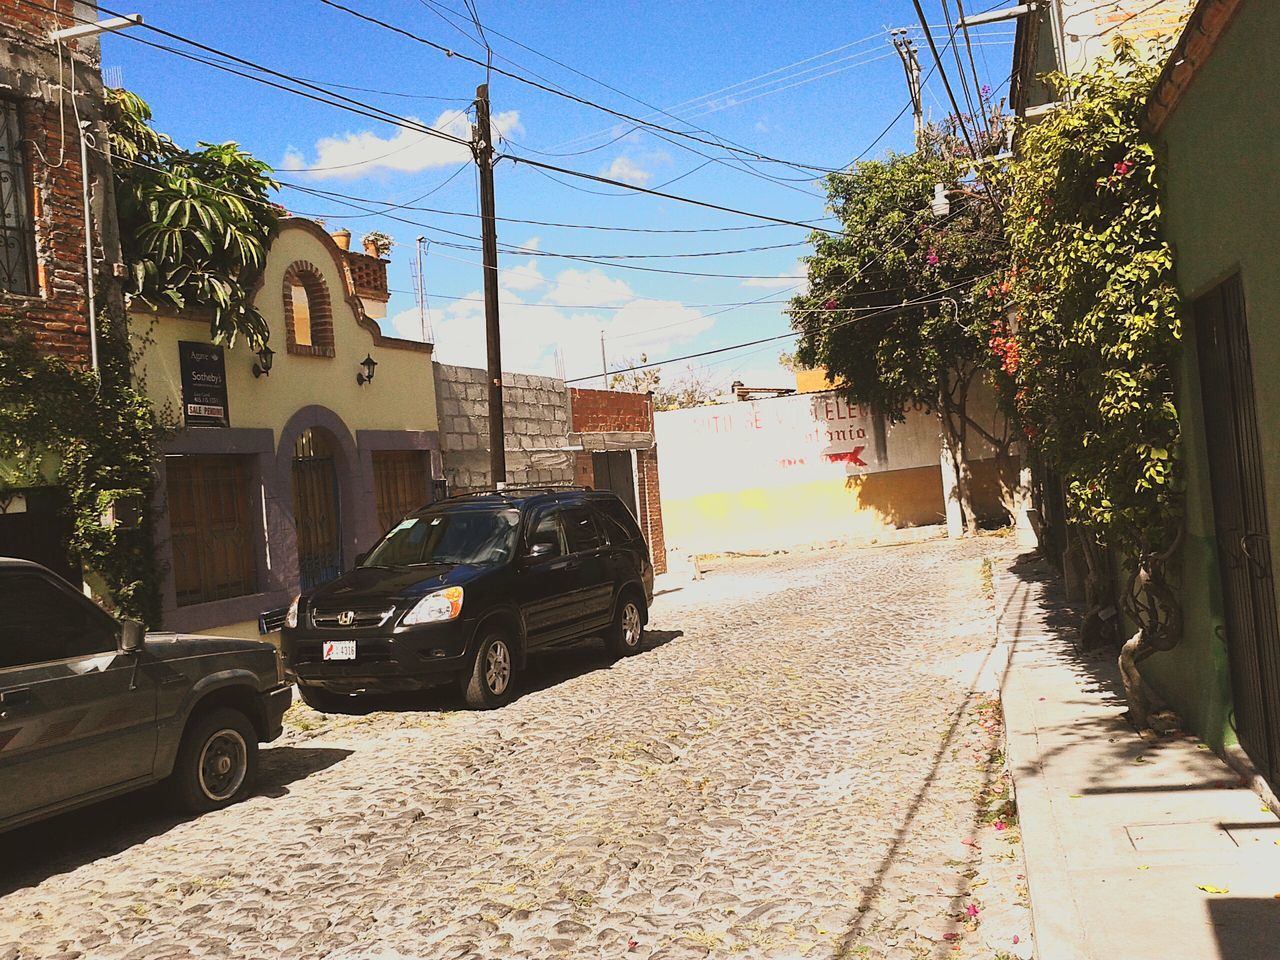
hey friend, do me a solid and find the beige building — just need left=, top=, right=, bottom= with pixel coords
left=129, top=218, right=440, bottom=638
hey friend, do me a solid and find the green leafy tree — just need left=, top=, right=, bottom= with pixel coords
left=996, top=41, right=1183, bottom=725
left=108, top=88, right=281, bottom=348
left=790, top=122, right=1011, bottom=533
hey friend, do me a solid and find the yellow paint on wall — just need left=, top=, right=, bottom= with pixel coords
left=664, top=465, right=946, bottom=555
left=128, top=221, right=437, bottom=439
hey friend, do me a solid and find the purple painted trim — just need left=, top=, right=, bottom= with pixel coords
left=152, top=412, right=443, bottom=634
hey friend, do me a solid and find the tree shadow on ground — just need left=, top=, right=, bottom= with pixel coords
left=0, top=745, right=351, bottom=897
left=832, top=614, right=1013, bottom=957
left=308, top=629, right=685, bottom=715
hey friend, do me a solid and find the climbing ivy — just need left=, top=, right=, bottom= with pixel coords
left=0, top=315, right=163, bottom=623
left=0, top=90, right=281, bottom=623
left=995, top=41, right=1183, bottom=564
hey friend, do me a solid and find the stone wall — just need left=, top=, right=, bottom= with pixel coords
left=433, top=363, right=573, bottom=493
left=0, top=0, right=121, bottom=365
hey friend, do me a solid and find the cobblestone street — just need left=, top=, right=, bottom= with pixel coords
left=1, top=537, right=1032, bottom=960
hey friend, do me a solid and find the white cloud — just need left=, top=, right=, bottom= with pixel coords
left=741, top=261, right=808, bottom=292
left=500, top=258, right=546, bottom=293
left=282, top=109, right=522, bottom=181
left=600, top=155, right=652, bottom=186
left=391, top=265, right=718, bottom=382
left=542, top=268, right=634, bottom=306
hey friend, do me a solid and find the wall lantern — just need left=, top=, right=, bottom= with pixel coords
left=252, top=344, right=275, bottom=378
left=357, top=353, right=378, bottom=386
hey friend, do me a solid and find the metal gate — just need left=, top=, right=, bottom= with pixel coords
left=592, top=450, right=638, bottom=519
left=1195, top=274, right=1280, bottom=789
left=292, top=429, right=343, bottom=591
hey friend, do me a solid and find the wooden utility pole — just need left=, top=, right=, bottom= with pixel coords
left=891, top=29, right=924, bottom=150
left=474, top=83, right=506, bottom=486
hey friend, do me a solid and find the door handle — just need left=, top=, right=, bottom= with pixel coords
left=0, top=687, right=31, bottom=718
left=1240, top=532, right=1269, bottom=575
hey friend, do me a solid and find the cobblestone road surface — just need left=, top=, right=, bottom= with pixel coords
left=1, top=537, right=1031, bottom=960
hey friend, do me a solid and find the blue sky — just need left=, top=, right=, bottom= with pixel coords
left=101, top=0, right=1015, bottom=389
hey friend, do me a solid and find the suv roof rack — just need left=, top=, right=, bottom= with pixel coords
left=442, top=484, right=593, bottom=502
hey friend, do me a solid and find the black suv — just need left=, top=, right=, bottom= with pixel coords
left=0, top=559, right=292, bottom=833
left=282, top=488, right=655, bottom=710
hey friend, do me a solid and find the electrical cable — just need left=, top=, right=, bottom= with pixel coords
left=563, top=274, right=997, bottom=383
left=910, top=0, right=981, bottom=159
left=314, top=0, right=848, bottom=175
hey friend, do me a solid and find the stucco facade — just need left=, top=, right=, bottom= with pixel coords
left=1143, top=0, right=1275, bottom=782
left=129, top=219, right=440, bottom=638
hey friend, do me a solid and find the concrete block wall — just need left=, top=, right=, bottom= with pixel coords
left=433, top=363, right=574, bottom=493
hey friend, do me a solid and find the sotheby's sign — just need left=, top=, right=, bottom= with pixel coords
left=178, top=341, right=230, bottom=428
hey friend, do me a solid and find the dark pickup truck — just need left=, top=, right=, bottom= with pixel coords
left=0, top=558, right=292, bottom=833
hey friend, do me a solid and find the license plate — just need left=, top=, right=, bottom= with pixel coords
left=323, top=640, right=356, bottom=661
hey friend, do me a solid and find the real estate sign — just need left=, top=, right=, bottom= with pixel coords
left=178, top=341, right=230, bottom=428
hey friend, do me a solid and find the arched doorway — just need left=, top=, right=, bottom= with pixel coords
left=292, top=427, right=343, bottom=590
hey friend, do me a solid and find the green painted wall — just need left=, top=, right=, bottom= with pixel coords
left=1147, top=0, right=1280, bottom=752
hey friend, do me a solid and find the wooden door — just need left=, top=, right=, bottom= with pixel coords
left=1196, top=275, right=1280, bottom=789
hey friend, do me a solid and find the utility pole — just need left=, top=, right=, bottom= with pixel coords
left=600, top=331, right=608, bottom=389
left=474, top=83, right=505, bottom=486
left=890, top=29, right=924, bottom=150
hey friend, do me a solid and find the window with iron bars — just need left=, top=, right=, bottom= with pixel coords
left=0, top=100, right=36, bottom=296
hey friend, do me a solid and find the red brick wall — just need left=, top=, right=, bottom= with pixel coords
left=569, top=387, right=653, bottom=433
left=574, top=451, right=594, bottom=488
left=0, top=0, right=96, bottom=366
left=637, top=446, right=666, bottom=575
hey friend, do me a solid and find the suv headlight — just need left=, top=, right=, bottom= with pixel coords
left=285, top=595, right=301, bottom=629
left=402, top=586, right=464, bottom=625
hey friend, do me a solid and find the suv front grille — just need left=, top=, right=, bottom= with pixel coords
left=309, top=603, right=397, bottom=630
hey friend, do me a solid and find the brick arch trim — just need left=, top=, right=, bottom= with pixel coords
left=282, top=260, right=335, bottom=357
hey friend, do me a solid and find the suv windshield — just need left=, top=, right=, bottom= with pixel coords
left=363, top=508, right=520, bottom=567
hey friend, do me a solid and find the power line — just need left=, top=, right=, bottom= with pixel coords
left=38, top=0, right=848, bottom=236
left=564, top=275, right=997, bottom=383
left=315, top=0, right=846, bottom=175
left=500, top=154, right=845, bottom=235
left=910, top=0, right=981, bottom=158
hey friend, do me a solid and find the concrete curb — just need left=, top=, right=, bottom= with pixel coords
left=991, top=551, right=1280, bottom=960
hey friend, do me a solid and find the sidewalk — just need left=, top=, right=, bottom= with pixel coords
left=992, top=553, right=1280, bottom=960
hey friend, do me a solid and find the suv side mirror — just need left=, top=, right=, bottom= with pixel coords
left=120, top=620, right=146, bottom=654
left=525, top=542, right=554, bottom=561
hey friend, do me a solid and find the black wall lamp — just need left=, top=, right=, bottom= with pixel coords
left=357, top=353, right=378, bottom=386
left=252, top=344, right=274, bottom=378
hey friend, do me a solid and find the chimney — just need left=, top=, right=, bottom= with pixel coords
left=330, top=228, right=352, bottom=251
left=363, top=237, right=380, bottom=257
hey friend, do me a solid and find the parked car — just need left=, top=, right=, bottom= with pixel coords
left=281, top=487, right=656, bottom=710
left=0, top=558, right=292, bottom=834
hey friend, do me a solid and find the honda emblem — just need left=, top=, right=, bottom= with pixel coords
left=337, top=610, right=355, bottom=626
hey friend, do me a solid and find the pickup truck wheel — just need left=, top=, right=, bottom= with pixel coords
left=169, top=707, right=258, bottom=814
left=606, top=593, right=646, bottom=658
left=461, top=630, right=516, bottom=710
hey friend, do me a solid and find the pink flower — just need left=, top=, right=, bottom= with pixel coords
left=1114, top=160, right=1134, bottom=176
left=1013, top=935, right=1021, bottom=944
left=966, top=904, right=980, bottom=918
left=943, top=933, right=960, bottom=941
left=823, top=298, right=838, bottom=311
left=927, top=249, right=941, bottom=266
left=995, top=821, right=1007, bottom=831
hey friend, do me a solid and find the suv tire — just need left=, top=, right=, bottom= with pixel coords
left=462, top=630, right=517, bottom=710
left=169, top=707, right=258, bottom=813
left=606, top=592, right=646, bottom=658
